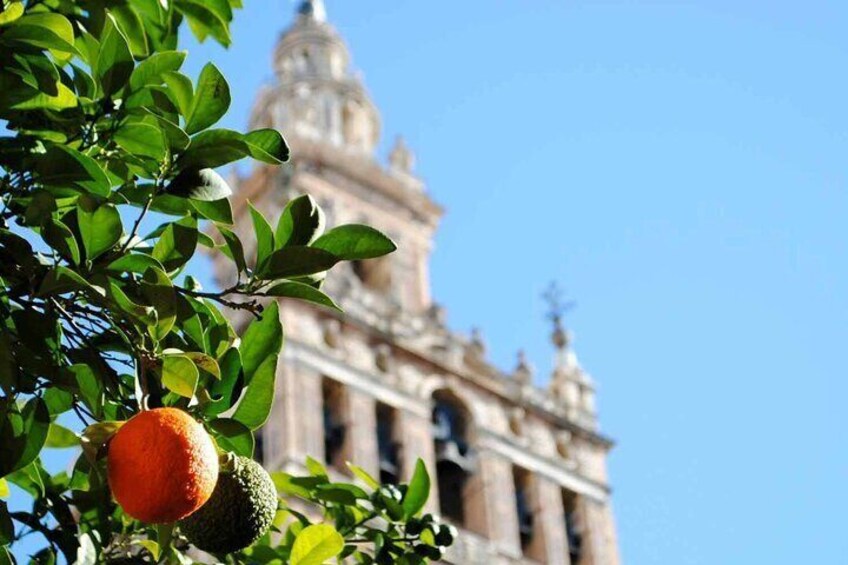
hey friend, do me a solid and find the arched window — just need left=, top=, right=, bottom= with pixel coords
left=376, top=403, right=400, bottom=484
left=513, top=467, right=535, bottom=551
left=432, top=390, right=475, bottom=526
left=322, top=378, right=347, bottom=470
left=562, top=489, right=584, bottom=565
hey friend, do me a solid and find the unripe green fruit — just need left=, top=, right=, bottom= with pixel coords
left=180, top=456, right=277, bottom=554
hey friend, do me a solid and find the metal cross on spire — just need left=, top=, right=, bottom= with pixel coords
left=543, top=281, right=575, bottom=350
left=543, top=281, right=575, bottom=326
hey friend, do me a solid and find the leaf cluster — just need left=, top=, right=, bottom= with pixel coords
left=0, top=0, right=448, bottom=563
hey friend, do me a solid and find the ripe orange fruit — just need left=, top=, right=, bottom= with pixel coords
left=107, top=408, right=218, bottom=523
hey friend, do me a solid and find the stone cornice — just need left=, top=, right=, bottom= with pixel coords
left=307, top=305, right=615, bottom=451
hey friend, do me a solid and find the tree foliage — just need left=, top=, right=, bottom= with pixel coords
left=0, top=0, right=454, bottom=562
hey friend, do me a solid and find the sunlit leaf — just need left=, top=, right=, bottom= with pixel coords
left=263, top=281, right=341, bottom=312
left=96, top=15, right=134, bottom=96
left=161, top=354, right=199, bottom=398
left=402, top=459, right=431, bottom=519
left=312, top=224, right=397, bottom=261
left=184, top=63, right=230, bottom=134
left=45, top=423, right=79, bottom=448
left=208, top=418, right=253, bottom=457
left=130, top=51, right=187, bottom=89
left=77, top=196, right=123, bottom=262
left=290, top=524, right=344, bottom=565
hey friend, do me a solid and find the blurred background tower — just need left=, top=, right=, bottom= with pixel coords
left=216, top=1, right=620, bottom=562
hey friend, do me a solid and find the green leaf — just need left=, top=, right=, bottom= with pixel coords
left=201, top=347, right=242, bottom=417
left=176, top=0, right=232, bottom=46
left=162, top=354, right=199, bottom=398
left=2, top=12, right=76, bottom=53
left=167, top=168, right=231, bottom=201
left=71, top=364, right=103, bottom=418
left=305, top=456, right=328, bottom=478
left=43, top=388, right=73, bottom=418
left=276, top=195, right=325, bottom=247
left=264, top=281, right=341, bottom=312
left=178, top=128, right=249, bottom=169
left=0, top=397, right=50, bottom=476
left=0, top=333, right=16, bottom=395
left=270, top=471, right=310, bottom=498
left=231, top=355, right=276, bottom=430
left=0, top=501, right=13, bottom=546
left=35, top=146, right=111, bottom=197
left=0, top=2, right=24, bottom=26
left=77, top=196, right=122, bottom=262
left=190, top=198, right=233, bottom=224
left=402, top=459, right=431, bottom=519
left=109, top=282, right=156, bottom=325
left=114, top=122, right=167, bottom=160
left=290, top=524, right=345, bottom=565
left=130, top=52, right=187, bottom=90
left=144, top=110, right=191, bottom=150
left=0, top=73, right=77, bottom=111
left=346, top=463, right=380, bottom=490
left=141, top=266, right=177, bottom=341
left=208, top=418, right=253, bottom=457
left=183, top=352, right=220, bottom=378
left=107, top=253, right=165, bottom=274
left=162, top=70, right=194, bottom=117
left=45, top=423, right=78, bottom=448
left=184, top=63, right=230, bottom=134
left=135, top=540, right=160, bottom=562
left=80, top=421, right=123, bottom=463
left=111, top=4, right=150, bottom=57
left=96, top=14, right=134, bottom=96
left=42, top=218, right=80, bottom=265
left=249, top=203, right=275, bottom=269
left=312, top=224, right=397, bottom=260
left=38, top=266, right=103, bottom=297
left=152, top=215, right=198, bottom=272
left=258, top=247, right=339, bottom=280
left=244, top=129, right=289, bottom=164
left=6, top=462, right=44, bottom=498
left=239, top=301, right=282, bottom=384
left=218, top=226, right=246, bottom=274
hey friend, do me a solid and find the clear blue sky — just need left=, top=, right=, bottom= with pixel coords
left=182, top=2, right=845, bottom=563
left=9, top=2, right=846, bottom=563
left=196, top=2, right=844, bottom=563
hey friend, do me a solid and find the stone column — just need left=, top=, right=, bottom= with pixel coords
left=530, top=476, right=569, bottom=564
left=396, top=408, right=438, bottom=512
left=344, top=388, right=379, bottom=477
left=582, top=499, right=620, bottom=565
left=273, top=360, right=324, bottom=466
left=468, top=449, right=521, bottom=558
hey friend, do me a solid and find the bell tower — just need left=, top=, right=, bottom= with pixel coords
left=264, top=0, right=379, bottom=155
left=242, top=0, right=441, bottom=326
left=223, top=3, right=621, bottom=564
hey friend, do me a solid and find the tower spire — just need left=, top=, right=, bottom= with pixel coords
left=543, top=281, right=576, bottom=371
left=297, top=0, right=327, bottom=23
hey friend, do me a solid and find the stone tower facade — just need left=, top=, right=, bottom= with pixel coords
left=217, top=2, right=620, bottom=563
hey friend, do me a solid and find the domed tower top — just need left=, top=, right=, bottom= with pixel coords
left=297, top=0, right=327, bottom=22
left=264, top=0, right=380, bottom=155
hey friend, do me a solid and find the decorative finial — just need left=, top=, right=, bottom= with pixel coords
left=543, top=281, right=575, bottom=351
left=512, top=349, right=533, bottom=385
left=297, top=0, right=327, bottom=23
left=389, top=136, right=415, bottom=174
left=468, top=326, right=486, bottom=359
